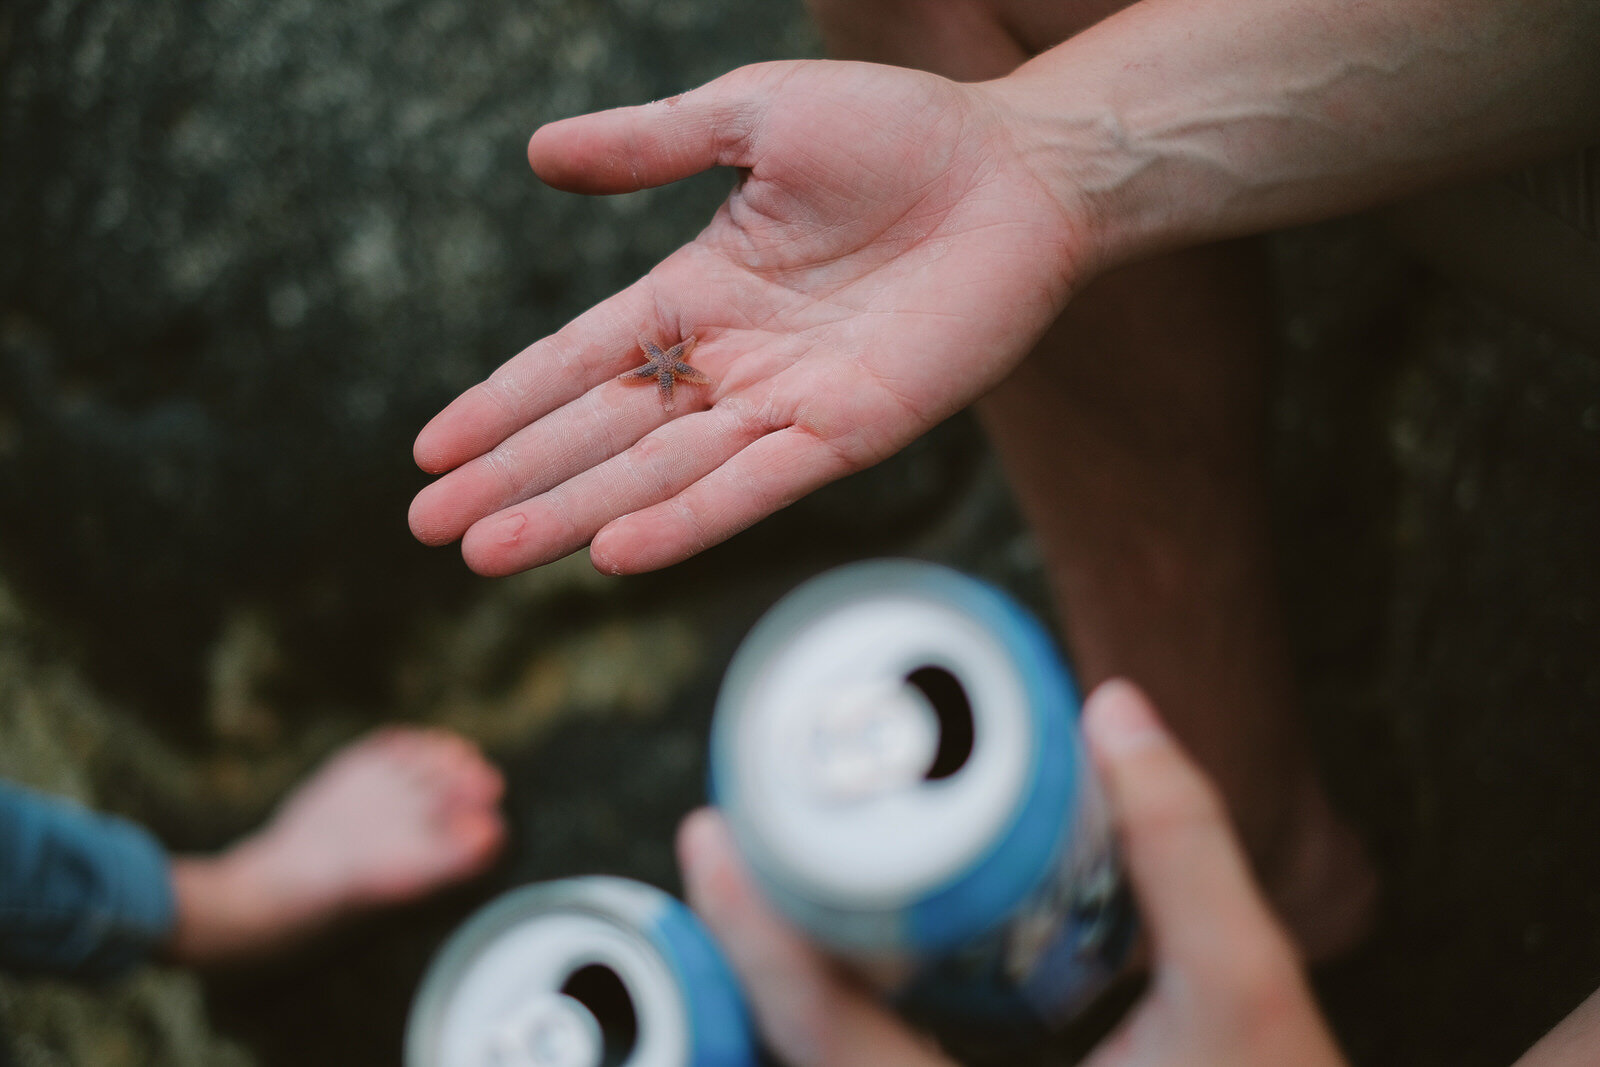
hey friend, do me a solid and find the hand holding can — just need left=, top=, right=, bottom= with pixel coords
left=686, top=678, right=1352, bottom=1067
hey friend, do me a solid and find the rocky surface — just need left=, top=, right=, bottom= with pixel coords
left=3, top=0, right=1600, bottom=1064
left=0, top=0, right=835, bottom=721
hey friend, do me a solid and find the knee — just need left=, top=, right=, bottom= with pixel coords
left=803, top=0, right=1025, bottom=76
left=805, top=0, right=1137, bottom=68
left=987, top=0, right=1137, bottom=53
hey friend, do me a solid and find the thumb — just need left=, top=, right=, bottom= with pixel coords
left=528, top=62, right=789, bottom=194
left=677, top=808, right=955, bottom=1067
left=1081, top=680, right=1296, bottom=972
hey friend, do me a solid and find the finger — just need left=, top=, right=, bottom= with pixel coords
left=431, top=735, right=505, bottom=809
left=410, top=368, right=705, bottom=547
left=412, top=277, right=664, bottom=475
left=457, top=405, right=766, bottom=576
left=590, top=423, right=856, bottom=573
left=440, top=807, right=507, bottom=874
left=1081, top=680, right=1296, bottom=970
left=677, top=809, right=955, bottom=1067
left=528, top=63, right=787, bottom=194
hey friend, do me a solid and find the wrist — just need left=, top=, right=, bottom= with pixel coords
left=167, top=853, right=243, bottom=964
left=976, top=60, right=1175, bottom=283
left=165, top=835, right=294, bottom=965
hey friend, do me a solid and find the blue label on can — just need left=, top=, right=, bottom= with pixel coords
left=650, top=896, right=760, bottom=1067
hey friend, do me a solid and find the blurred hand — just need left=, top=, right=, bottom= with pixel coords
left=677, top=680, right=1350, bottom=1067
left=409, top=59, right=1087, bottom=576
left=1076, top=680, right=1347, bottom=1067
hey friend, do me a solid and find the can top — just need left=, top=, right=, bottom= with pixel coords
left=407, top=878, right=690, bottom=1067
left=484, top=993, right=603, bottom=1067
left=713, top=561, right=1037, bottom=910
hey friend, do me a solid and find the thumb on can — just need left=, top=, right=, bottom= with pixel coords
left=1080, top=679, right=1300, bottom=977
left=677, top=808, right=954, bottom=1067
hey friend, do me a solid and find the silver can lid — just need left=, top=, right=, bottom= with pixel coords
left=407, top=878, right=690, bottom=1067
left=715, top=561, right=1035, bottom=910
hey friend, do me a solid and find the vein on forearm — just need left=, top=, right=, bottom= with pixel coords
left=994, top=0, right=1600, bottom=266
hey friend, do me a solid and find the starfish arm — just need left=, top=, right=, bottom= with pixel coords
left=619, top=364, right=659, bottom=381
left=638, top=336, right=666, bottom=362
left=658, top=370, right=676, bottom=411
left=671, top=363, right=714, bottom=385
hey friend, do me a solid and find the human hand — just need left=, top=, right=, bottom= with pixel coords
left=168, top=727, right=504, bottom=965
left=676, top=680, right=1349, bottom=1067
left=409, top=60, right=1089, bottom=576
left=1075, top=680, right=1347, bottom=1067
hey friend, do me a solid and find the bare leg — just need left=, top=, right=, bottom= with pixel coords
left=166, top=727, right=505, bottom=964
left=982, top=245, right=1375, bottom=958
left=808, top=0, right=1375, bottom=957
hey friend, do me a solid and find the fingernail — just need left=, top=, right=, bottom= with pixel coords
left=1084, top=679, right=1166, bottom=755
left=589, top=547, right=624, bottom=576
left=588, top=528, right=623, bottom=575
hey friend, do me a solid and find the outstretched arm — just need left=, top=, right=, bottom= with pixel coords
left=410, top=0, right=1600, bottom=577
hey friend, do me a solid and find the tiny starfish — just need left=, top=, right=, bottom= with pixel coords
left=619, top=334, right=714, bottom=412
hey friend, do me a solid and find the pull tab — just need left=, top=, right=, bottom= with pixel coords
left=804, top=678, right=940, bottom=802
left=486, top=992, right=603, bottom=1067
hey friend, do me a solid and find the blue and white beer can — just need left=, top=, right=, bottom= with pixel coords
left=406, top=876, right=757, bottom=1067
left=710, top=560, right=1134, bottom=1035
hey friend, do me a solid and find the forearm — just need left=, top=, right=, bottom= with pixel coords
left=165, top=849, right=275, bottom=965
left=986, top=0, right=1600, bottom=271
left=164, top=831, right=330, bottom=966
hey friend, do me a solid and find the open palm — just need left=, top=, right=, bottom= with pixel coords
left=409, top=60, right=1087, bottom=575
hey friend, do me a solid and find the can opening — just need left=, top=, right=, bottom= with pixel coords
left=560, top=964, right=638, bottom=1067
left=907, top=665, right=974, bottom=780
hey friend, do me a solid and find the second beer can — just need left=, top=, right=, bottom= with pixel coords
left=406, top=876, right=756, bottom=1067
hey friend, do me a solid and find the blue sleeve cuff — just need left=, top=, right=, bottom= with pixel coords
left=0, top=781, right=177, bottom=981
